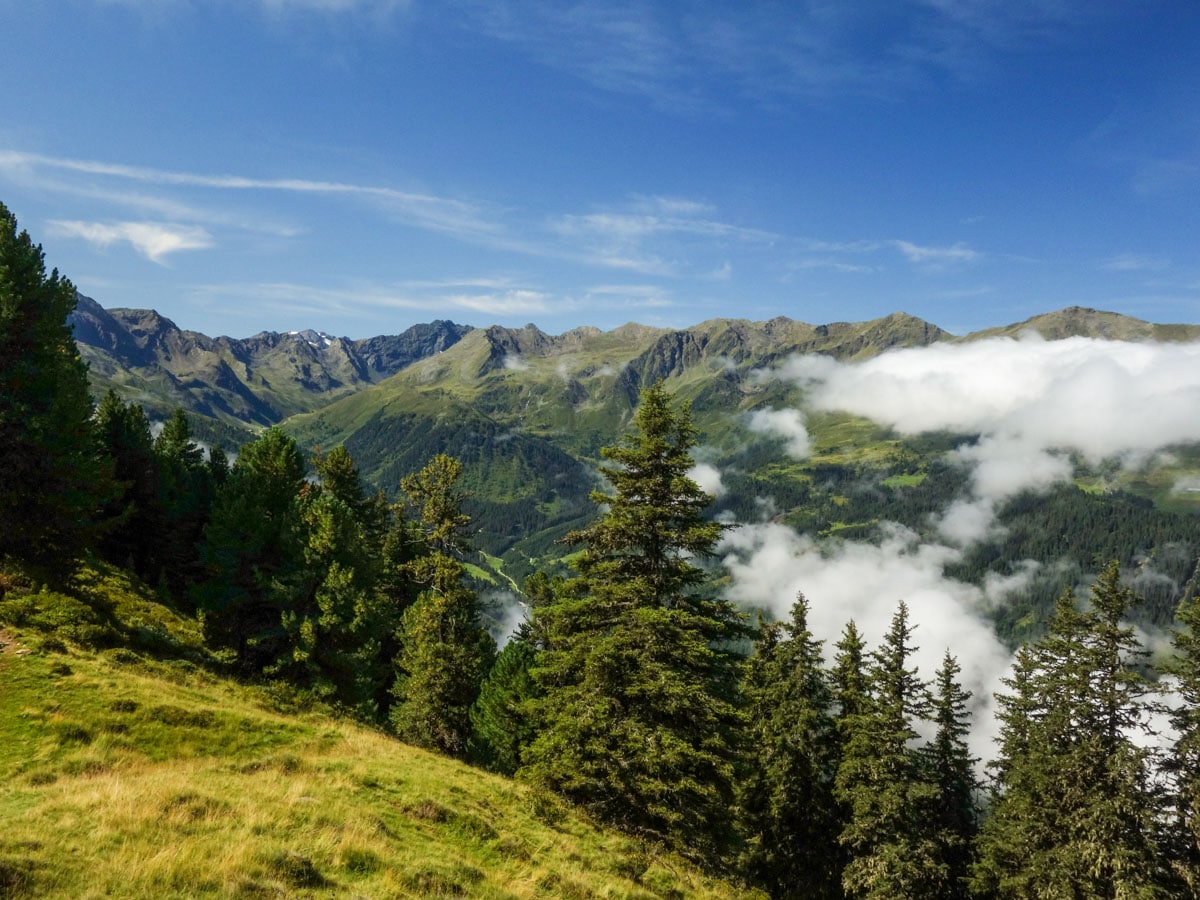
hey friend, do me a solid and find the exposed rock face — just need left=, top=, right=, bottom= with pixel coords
left=70, top=292, right=473, bottom=427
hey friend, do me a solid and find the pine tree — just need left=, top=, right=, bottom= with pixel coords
left=925, top=652, right=979, bottom=900
left=835, top=602, right=944, bottom=898
left=153, top=407, right=216, bottom=597
left=95, top=390, right=162, bottom=577
left=390, top=454, right=494, bottom=757
left=469, top=636, right=540, bottom=775
left=193, top=426, right=307, bottom=672
left=1168, top=589, right=1200, bottom=890
left=0, top=203, right=108, bottom=567
left=739, top=594, right=843, bottom=898
left=276, top=447, right=387, bottom=717
left=522, top=383, right=749, bottom=862
left=833, top=621, right=869, bottom=730
left=973, top=562, right=1168, bottom=898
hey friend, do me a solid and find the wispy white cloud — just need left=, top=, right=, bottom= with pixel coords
left=893, top=239, right=979, bottom=265
left=0, top=150, right=500, bottom=242
left=1103, top=253, right=1169, bottom=272
left=48, top=219, right=213, bottom=264
left=454, top=1, right=1097, bottom=112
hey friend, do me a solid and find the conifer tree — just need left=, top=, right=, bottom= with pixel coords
left=469, top=636, right=540, bottom=775
left=973, top=563, right=1168, bottom=898
left=926, top=652, right=979, bottom=900
left=194, top=426, right=307, bottom=672
left=153, top=407, right=215, bottom=597
left=835, top=602, right=944, bottom=898
left=390, top=454, right=494, bottom=757
left=1168, top=589, right=1200, bottom=890
left=739, top=594, right=842, bottom=898
left=95, top=390, right=162, bottom=577
left=275, top=447, right=387, bottom=716
left=0, top=203, right=108, bottom=567
left=833, top=621, right=869, bottom=730
left=522, top=383, right=749, bottom=862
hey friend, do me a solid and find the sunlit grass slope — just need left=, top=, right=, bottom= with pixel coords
left=0, top=564, right=752, bottom=899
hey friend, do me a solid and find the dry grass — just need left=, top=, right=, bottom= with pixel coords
left=0, top=587, right=752, bottom=899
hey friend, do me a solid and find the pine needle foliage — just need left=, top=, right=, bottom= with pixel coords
left=522, top=383, right=750, bottom=864
left=0, top=203, right=109, bottom=568
left=739, top=594, right=843, bottom=898
left=973, top=562, right=1170, bottom=898
left=391, top=454, right=494, bottom=757
left=835, top=602, right=944, bottom=899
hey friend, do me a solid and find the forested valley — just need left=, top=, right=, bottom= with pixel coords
left=8, top=199, right=1200, bottom=899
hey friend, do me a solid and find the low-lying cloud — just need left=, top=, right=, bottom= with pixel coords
left=773, top=334, right=1200, bottom=543
left=719, top=334, right=1200, bottom=757
left=746, top=407, right=811, bottom=459
left=720, top=521, right=1014, bottom=758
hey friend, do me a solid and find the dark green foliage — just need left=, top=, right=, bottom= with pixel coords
left=738, top=595, right=842, bottom=898
left=523, top=383, right=750, bottom=862
left=0, top=204, right=108, bottom=567
left=391, top=454, right=495, bottom=757
left=835, top=602, right=944, bottom=898
left=153, top=407, right=221, bottom=598
left=1168, top=590, right=1200, bottom=891
left=973, top=563, right=1169, bottom=898
left=925, top=652, right=979, bottom=899
left=832, top=621, right=869, bottom=728
left=273, top=448, right=388, bottom=717
left=469, top=637, right=540, bottom=775
left=95, top=389, right=163, bottom=577
left=193, top=427, right=307, bottom=673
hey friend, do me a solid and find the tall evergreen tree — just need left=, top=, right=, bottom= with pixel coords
left=390, top=454, right=494, bottom=757
left=193, top=426, right=307, bottom=672
left=739, top=594, right=843, bottom=898
left=470, top=636, right=540, bottom=775
left=832, top=621, right=869, bottom=732
left=153, top=407, right=217, bottom=597
left=522, top=383, right=750, bottom=862
left=0, top=203, right=108, bottom=567
left=95, top=390, right=162, bottom=577
left=1168, top=589, right=1200, bottom=891
left=274, top=446, right=388, bottom=717
left=835, top=602, right=944, bottom=899
left=973, top=563, right=1168, bottom=898
left=925, top=652, right=979, bottom=900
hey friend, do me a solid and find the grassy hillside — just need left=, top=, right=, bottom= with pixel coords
left=0, top=564, right=751, bottom=899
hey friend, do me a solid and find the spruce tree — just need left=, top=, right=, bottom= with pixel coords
left=469, top=636, right=540, bottom=775
left=0, top=203, right=108, bottom=567
left=926, top=652, right=979, bottom=900
left=739, top=594, right=843, bottom=898
left=276, top=447, right=387, bottom=717
left=973, top=563, right=1168, bottom=898
left=1168, top=589, right=1200, bottom=890
left=390, top=454, right=494, bottom=757
left=193, top=426, right=307, bottom=672
left=95, top=390, right=162, bottom=577
left=522, top=383, right=749, bottom=862
left=835, top=602, right=944, bottom=898
left=153, top=407, right=216, bottom=597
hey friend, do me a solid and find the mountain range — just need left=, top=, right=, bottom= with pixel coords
left=70, top=295, right=1200, bottom=642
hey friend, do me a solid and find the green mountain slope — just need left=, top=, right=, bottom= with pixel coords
left=0, top=564, right=749, bottom=899
left=71, top=293, right=472, bottom=440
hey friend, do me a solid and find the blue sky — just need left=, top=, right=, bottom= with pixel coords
left=1, top=1, right=1197, bottom=339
